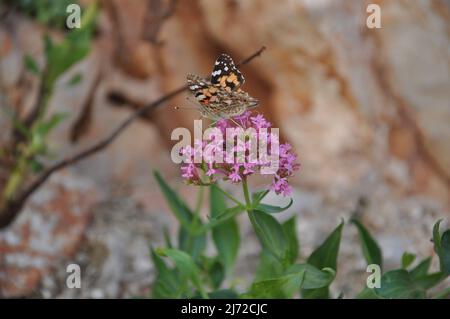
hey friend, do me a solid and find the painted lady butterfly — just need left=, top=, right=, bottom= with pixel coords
left=186, top=54, right=258, bottom=120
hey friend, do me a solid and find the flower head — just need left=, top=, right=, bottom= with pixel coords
left=179, top=112, right=300, bottom=196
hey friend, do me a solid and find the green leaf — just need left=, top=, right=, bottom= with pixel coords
left=199, top=256, right=225, bottom=290
left=156, top=248, right=206, bottom=298
left=248, top=210, right=288, bottom=265
left=44, top=3, right=97, bottom=88
left=289, top=264, right=335, bottom=290
left=208, top=259, right=225, bottom=290
left=10, top=116, right=31, bottom=139
left=17, top=0, right=76, bottom=28
left=440, top=230, right=450, bottom=275
left=282, top=216, right=299, bottom=265
left=303, top=220, right=343, bottom=298
left=204, top=205, right=244, bottom=231
left=154, top=171, right=195, bottom=228
left=178, top=225, right=206, bottom=261
left=414, top=272, right=447, bottom=290
left=249, top=272, right=303, bottom=298
left=401, top=252, right=416, bottom=269
left=154, top=171, right=206, bottom=259
left=308, top=220, right=344, bottom=271
left=150, top=248, right=181, bottom=298
left=207, top=289, right=239, bottom=299
left=356, top=287, right=380, bottom=299
left=252, top=190, right=269, bottom=205
left=162, top=226, right=173, bottom=248
left=351, top=217, right=383, bottom=269
left=375, top=269, right=425, bottom=299
left=24, top=54, right=39, bottom=75
left=210, top=185, right=240, bottom=274
left=432, top=219, right=450, bottom=275
left=254, top=249, right=285, bottom=282
left=34, top=112, right=67, bottom=138
left=433, top=287, right=450, bottom=299
left=249, top=264, right=334, bottom=298
left=410, top=257, right=431, bottom=279
left=255, top=199, right=293, bottom=214
left=29, top=158, right=44, bottom=173
left=433, top=219, right=442, bottom=254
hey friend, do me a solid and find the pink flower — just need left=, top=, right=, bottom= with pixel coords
left=179, top=112, right=300, bottom=196
left=251, top=113, right=271, bottom=129
left=270, top=176, right=293, bottom=197
left=206, top=163, right=216, bottom=177
left=181, top=163, right=198, bottom=181
left=243, top=163, right=255, bottom=175
left=228, top=165, right=242, bottom=182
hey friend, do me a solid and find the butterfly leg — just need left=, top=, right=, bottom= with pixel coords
left=229, top=118, right=244, bottom=129
left=208, top=120, right=219, bottom=128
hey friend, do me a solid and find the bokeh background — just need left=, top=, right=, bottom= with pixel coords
left=0, top=0, right=449, bottom=297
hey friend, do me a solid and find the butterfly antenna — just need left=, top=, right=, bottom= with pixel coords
left=174, top=106, right=198, bottom=111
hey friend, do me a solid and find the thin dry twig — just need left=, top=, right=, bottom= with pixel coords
left=0, top=46, right=266, bottom=229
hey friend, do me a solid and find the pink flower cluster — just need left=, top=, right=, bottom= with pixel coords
left=180, top=111, right=300, bottom=196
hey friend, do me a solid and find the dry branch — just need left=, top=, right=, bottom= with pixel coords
left=0, top=46, right=266, bottom=229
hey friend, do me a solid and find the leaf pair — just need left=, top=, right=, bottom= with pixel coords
left=152, top=248, right=207, bottom=299
left=248, top=264, right=335, bottom=298
left=248, top=211, right=298, bottom=268
left=154, top=172, right=206, bottom=260
left=301, top=221, right=344, bottom=298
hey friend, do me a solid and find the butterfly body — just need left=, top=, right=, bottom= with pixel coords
left=187, top=54, right=258, bottom=120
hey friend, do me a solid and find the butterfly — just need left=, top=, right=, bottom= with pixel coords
left=186, top=54, right=258, bottom=120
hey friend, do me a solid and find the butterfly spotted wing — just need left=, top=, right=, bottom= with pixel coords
left=186, top=73, right=258, bottom=119
left=210, top=54, right=245, bottom=92
left=187, top=74, right=219, bottom=106
left=186, top=54, right=257, bottom=120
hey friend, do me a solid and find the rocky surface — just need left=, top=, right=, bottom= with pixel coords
left=0, top=171, right=97, bottom=297
left=0, top=0, right=449, bottom=297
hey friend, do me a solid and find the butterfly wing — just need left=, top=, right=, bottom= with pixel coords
left=186, top=54, right=257, bottom=120
left=210, top=54, right=245, bottom=92
left=187, top=74, right=215, bottom=105
left=187, top=73, right=224, bottom=110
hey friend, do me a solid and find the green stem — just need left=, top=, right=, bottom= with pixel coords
left=2, top=141, right=36, bottom=201
left=215, top=185, right=244, bottom=207
left=242, top=176, right=259, bottom=237
left=186, top=186, right=204, bottom=253
left=2, top=157, right=28, bottom=200
left=243, top=178, right=261, bottom=248
left=194, top=185, right=204, bottom=214
left=242, top=177, right=252, bottom=210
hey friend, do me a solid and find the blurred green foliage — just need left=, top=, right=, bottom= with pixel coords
left=4, top=0, right=79, bottom=29
left=2, top=2, right=97, bottom=203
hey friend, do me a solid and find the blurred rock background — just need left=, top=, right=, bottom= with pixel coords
left=0, top=0, right=449, bottom=297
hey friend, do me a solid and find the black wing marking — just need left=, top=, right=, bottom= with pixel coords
left=210, top=53, right=245, bottom=91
